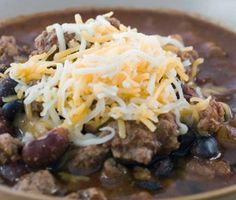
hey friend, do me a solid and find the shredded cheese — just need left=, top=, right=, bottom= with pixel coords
left=8, top=12, right=206, bottom=145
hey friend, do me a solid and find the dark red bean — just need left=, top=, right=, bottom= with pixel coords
left=22, top=128, right=69, bottom=168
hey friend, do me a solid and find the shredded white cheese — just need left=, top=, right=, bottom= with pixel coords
left=8, top=12, right=206, bottom=146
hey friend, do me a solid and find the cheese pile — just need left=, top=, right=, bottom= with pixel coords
left=8, top=12, right=207, bottom=145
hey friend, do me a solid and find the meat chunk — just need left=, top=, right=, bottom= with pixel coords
left=34, top=30, right=57, bottom=55
left=178, top=49, right=199, bottom=64
left=110, top=113, right=178, bottom=165
left=14, top=170, right=57, bottom=195
left=66, top=188, right=107, bottom=200
left=216, top=124, right=236, bottom=146
left=106, top=17, right=121, bottom=29
left=100, top=158, right=128, bottom=187
left=33, top=30, right=75, bottom=55
left=67, top=145, right=110, bottom=176
left=0, top=36, right=18, bottom=64
left=0, top=133, right=21, bottom=165
left=0, top=114, right=13, bottom=135
left=0, top=36, right=29, bottom=67
left=186, top=158, right=232, bottom=179
left=155, top=113, right=179, bottom=151
left=197, top=99, right=225, bottom=133
left=31, top=101, right=43, bottom=114
left=201, top=42, right=227, bottom=58
left=133, top=167, right=151, bottom=181
left=111, top=121, right=161, bottom=165
left=178, top=49, right=200, bottom=79
left=182, top=84, right=197, bottom=102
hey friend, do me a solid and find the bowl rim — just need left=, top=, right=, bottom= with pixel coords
left=1, top=183, right=236, bottom=200
left=0, top=7, right=236, bottom=200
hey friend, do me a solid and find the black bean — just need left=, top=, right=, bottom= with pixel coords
left=191, top=136, right=220, bottom=159
left=171, top=129, right=196, bottom=157
left=22, top=128, right=69, bottom=168
left=153, top=157, right=174, bottom=178
left=2, top=100, right=24, bottom=121
left=0, top=78, right=17, bottom=100
left=136, top=180, right=162, bottom=191
left=0, top=163, right=29, bottom=184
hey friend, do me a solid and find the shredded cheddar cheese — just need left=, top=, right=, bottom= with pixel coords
left=8, top=12, right=206, bottom=145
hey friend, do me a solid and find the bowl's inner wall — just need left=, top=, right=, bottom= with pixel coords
left=0, top=0, right=236, bottom=31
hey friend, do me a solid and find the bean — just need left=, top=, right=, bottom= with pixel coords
left=153, top=157, right=174, bottom=178
left=136, top=180, right=162, bottom=191
left=0, top=163, right=29, bottom=184
left=191, top=136, right=220, bottom=159
left=0, top=78, right=17, bottom=105
left=22, top=128, right=69, bottom=168
left=172, top=129, right=196, bottom=157
left=2, top=100, right=24, bottom=121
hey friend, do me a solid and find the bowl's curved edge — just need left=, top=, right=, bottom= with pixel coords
left=1, top=183, right=236, bottom=200
left=0, top=7, right=236, bottom=200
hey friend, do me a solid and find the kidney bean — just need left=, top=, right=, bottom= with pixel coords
left=22, top=128, right=69, bottom=168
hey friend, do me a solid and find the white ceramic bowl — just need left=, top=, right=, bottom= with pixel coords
left=1, top=0, right=236, bottom=31
left=0, top=1, right=236, bottom=199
